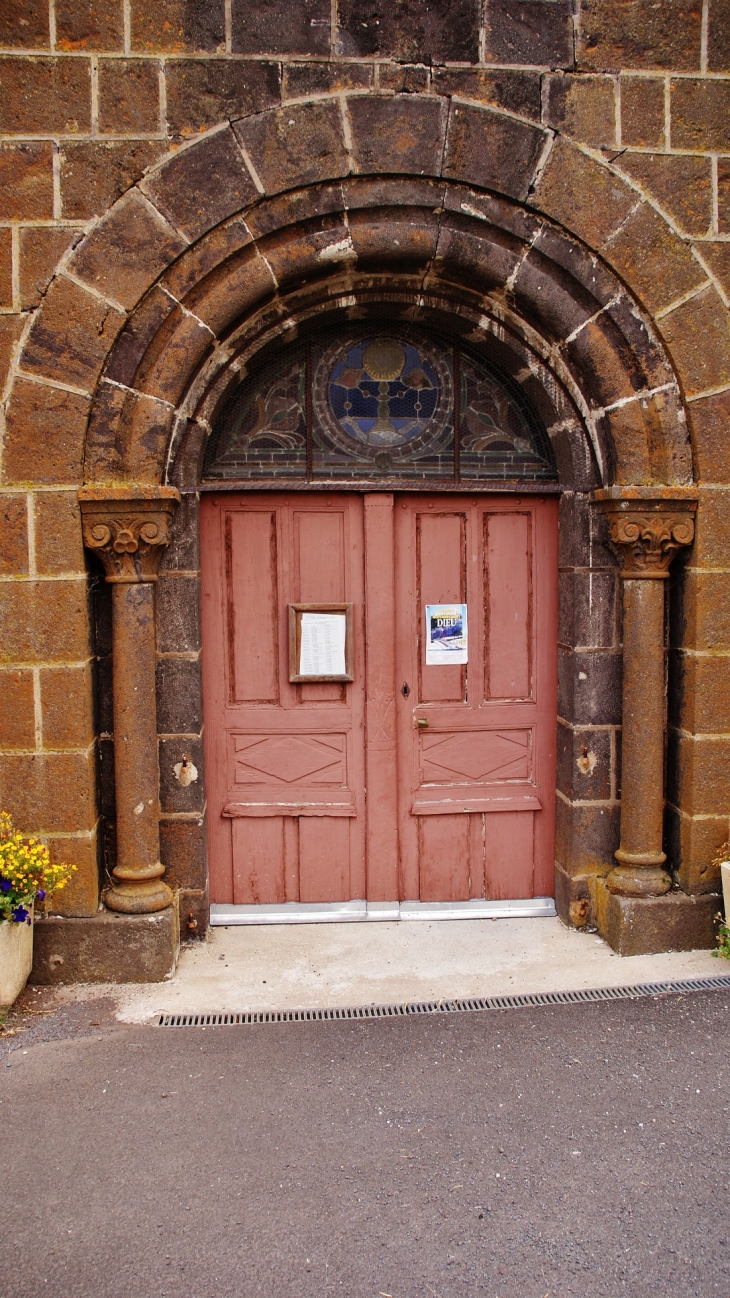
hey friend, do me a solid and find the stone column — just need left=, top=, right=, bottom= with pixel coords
left=592, top=488, right=697, bottom=898
left=79, top=487, right=179, bottom=914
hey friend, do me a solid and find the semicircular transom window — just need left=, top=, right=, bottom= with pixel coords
left=204, top=328, right=556, bottom=484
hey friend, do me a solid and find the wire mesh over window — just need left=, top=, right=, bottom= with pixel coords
left=204, top=327, right=557, bottom=484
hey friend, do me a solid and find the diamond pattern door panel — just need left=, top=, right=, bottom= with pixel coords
left=420, top=729, right=531, bottom=783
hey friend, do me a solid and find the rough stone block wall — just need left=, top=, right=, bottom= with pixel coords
left=0, top=0, right=728, bottom=917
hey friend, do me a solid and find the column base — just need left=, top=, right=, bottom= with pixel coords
left=606, top=864, right=672, bottom=897
left=104, top=871, right=174, bottom=914
left=592, top=878, right=720, bottom=956
left=30, top=895, right=180, bottom=984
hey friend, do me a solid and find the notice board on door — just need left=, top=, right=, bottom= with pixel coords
left=288, top=603, right=354, bottom=682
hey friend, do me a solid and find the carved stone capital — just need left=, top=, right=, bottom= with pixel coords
left=592, top=490, right=697, bottom=579
left=79, top=488, right=179, bottom=583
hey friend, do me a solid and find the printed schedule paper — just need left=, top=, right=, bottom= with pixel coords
left=299, top=612, right=347, bottom=677
left=425, top=603, right=468, bottom=665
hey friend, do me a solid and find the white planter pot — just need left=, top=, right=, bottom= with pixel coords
left=0, top=912, right=33, bottom=1008
left=721, top=862, right=730, bottom=922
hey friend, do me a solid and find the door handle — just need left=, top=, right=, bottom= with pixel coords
left=416, top=717, right=429, bottom=729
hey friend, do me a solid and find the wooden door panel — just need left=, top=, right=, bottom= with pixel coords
left=484, top=811, right=534, bottom=900
left=232, top=818, right=286, bottom=904
left=299, top=818, right=351, bottom=902
left=396, top=494, right=557, bottom=902
left=228, top=509, right=279, bottom=704
left=485, top=512, right=532, bottom=701
left=202, top=493, right=366, bottom=905
left=418, top=511, right=466, bottom=704
left=419, top=814, right=470, bottom=902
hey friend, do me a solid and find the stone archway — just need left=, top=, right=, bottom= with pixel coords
left=6, top=96, right=717, bottom=965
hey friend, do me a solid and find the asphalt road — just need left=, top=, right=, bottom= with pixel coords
left=2, top=989, right=729, bottom=1298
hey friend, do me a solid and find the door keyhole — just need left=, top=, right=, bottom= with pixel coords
left=401, top=682, right=410, bottom=698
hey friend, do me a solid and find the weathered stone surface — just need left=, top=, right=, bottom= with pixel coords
left=347, top=95, right=446, bottom=176
left=0, top=228, right=11, bottom=309
left=559, top=569, right=617, bottom=649
left=669, top=731, right=730, bottom=815
left=691, top=486, right=730, bottom=570
left=659, top=286, right=730, bottom=397
left=577, top=0, right=702, bottom=71
left=443, top=103, right=547, bottom=200
left=0, top=141, right=54, bottom=219
left=604, top=204, right=706, bottom=315
left=159, top=735, right=205, bottom=813
left=0, top=316, right=25, bottom=393
left=671, top=650, right=730, bottom=735
left=59, top=139, right=167, bottom=219
left=337, top=0, right=480, bottom=61
left=0, top=56, right=91, bottom=133
left=56, top=0, right=124, bottom=51
left=0, top=581, right=89, bottom=664
left=131, top=306, right=213, bottom=405
left=159, top=216, right=253, bottom=299
left=558, top=647, right=622, bottom=725
left=165, top=58, right=280, bottom=138
left=159, top=817, right=207, bottom=892
left=670, top=77, right=730, bottom=151
left=34, top=491, right=85, bottom=576
left=19, top=226, right=79, bottom=309
left=41, top=831, right=99, bottom=918
left=234, top=101, right=349, bottom=193
left=141, top=128, right=258, bottom=241
left=283, top=61, right=372, bottom=98
left=696, top=241, right=730, bottom=301
left=434, top=212, right=523, bottom=290
left=103, top=284, right=178, bottom=386
left=257, top=215, right=353, bottom=287
left=555, top=797, right=619, bottom=872
left=485, top=0, right=573, bottom=67
left=0, top=750, right=96, bottom=832
left=179, top=885, right=209, bottom=940
left=431, top=67, right=541, bottom=119
left=686, top=388, right=730, bottom=482
left=2, top=380, right=90, bottom=485
left=619, top=75, right=666, bottom=147
left=0, top=495, right=29, bottom=576
left=512, top=244, right=603, bottom=344
left=131, top=0, right=225, bottom=52
left=557, top=723, right=613, bottom=801
left=98, top=57, right=161, bottom=134
left=719, top=160, right=730, bottom=235
left=598, top=388, right=689, bottom=488
left=530, top=137, right=635, bottom=246
left=379, top=63, right=430, bottom=93
left=349, top=205, right=440, bottom=270
left=0, top=669, right=35, bottom=750
left=160, top=492, right=200, bottom=572
left=21, top=275, right=126, bottom=392
left=68, top=191, right=186, bottom=311
left=616, top=153, right=712, bottom=236
left=83, top=382, right=174, bottom=483
left=232, top=0, right=330, bottom=55
left=666, top=806, right=728, bottom=896
left=673, top=569, right=730, bottom=654
left=592, top=880, right=719, bottom=956
left=0, top=0, right=49, bottom=48
left=156, top=573, right=201, bottom=653
left=40, top=664, right=94, bottom=749
left=708, top=1, right=730, bottom=70
left=554, top=861, right=596, bottom=926
left=179, top=245, right=275, bottom=336
left=543, top=73, right=616, bottom=146
left=156, top=656, right=202, bottom=734
left=31, top=901, right=180, bottom=983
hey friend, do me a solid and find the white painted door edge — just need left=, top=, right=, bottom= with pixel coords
left=209, top=898, right=557, bottom=926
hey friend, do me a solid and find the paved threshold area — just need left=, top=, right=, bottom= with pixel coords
left=113, top=916, right=722, bottom=1022
left=2, top=983, right=729, bottom=1298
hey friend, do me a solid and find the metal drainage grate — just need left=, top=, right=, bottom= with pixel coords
left=157, top=973, right=730, bottom=1027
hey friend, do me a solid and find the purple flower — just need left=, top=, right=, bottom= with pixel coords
left=36, top=888, right=46, bottom=900
left=0, top=877, right=11, bottom=893
left=11, top=904, right=31, bottom=924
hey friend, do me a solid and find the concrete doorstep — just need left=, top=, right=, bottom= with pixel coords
left=49, top=915, right=728, bottom=1024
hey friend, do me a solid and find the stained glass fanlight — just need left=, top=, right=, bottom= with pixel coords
left=204, top=328, right=556, bottom=483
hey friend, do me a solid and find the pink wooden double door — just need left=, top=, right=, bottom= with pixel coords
left=201, top=492, right=558, bottom=905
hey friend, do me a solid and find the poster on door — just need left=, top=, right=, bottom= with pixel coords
left=425, top=604, right=468, bottom=664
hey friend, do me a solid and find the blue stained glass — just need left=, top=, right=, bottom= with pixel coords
left=328, top=339, right=440, bottom=448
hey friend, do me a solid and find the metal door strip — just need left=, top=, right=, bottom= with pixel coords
left=210, top=897, right=557, bottom=926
